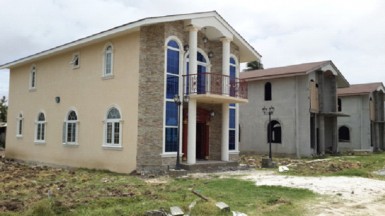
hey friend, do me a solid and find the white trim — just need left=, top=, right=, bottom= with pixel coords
left=102, top=106, right=123, bottom=148
left=63, top=109, right=79, bottom=145
left=34, top=112, right=46, bottom=143
left=16, top=112, right=24, bottom=137
left=29, top=64, right=37, bottom=90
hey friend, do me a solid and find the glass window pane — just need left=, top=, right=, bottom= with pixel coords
left=167, top=49, right=179, bottom=74
left=38, top=113, right=45, bottom=121
left=166, top=102, right=178, bottom=126
left=114, top=122, right=120, bottom=144
left=230, top=57, right=236, bottom=65
left=197, top=52, right=206, bottom=63
left=41, top=124, right=45, bottom=140
left=167, top=40, right=179, bottom=49
left=106, top=122, right=112, bottom=144
left=166, top=75, right=179, bottom=99
left=229, top=130, right=235, bottom=150
left=229, top=108, right=236, bottom=129
left=107, top=108, right=121, bottom=119
left=165, top=127, right=178, bottom=152
left=230, top=65, right=236, bottom=79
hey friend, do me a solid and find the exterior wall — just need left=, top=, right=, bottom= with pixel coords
left=338, top=95, right=371, bottom=151
left=240, top=75, right=312, bottom=157
left=136, top=21, right=241, bottom=173
left=6, top=33, right=140, bottom=173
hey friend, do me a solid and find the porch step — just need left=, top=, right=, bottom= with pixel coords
left=179, top=160, right=239, bottom=172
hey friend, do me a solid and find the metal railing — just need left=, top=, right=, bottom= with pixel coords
left=183, top=72, right=248, bottom=99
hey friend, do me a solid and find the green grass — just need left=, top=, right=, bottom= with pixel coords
left=0, top=164, right=316, bottom=216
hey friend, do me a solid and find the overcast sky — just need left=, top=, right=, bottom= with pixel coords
left=1, top=0, right=385, bottom=99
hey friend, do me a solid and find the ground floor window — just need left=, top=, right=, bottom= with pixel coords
left=63, top=110, right=78, bottom=145
left=104, top=107, right=122, bottom=147
left=268, top=120, right=281, bottom=143
left=35, top=112, right=46, bottom=143
left=338, top=126, right=350, bottom=142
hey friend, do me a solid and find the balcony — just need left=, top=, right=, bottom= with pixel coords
left=183, top=73, right=248, bottom=104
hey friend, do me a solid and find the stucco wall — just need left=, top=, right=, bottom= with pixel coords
left=6, top=33, right=140, bottom=173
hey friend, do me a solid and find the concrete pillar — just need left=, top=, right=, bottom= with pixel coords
left=187, top=99, right=197, bottom=164
left=221, top=37, right=231, bottom=95
left=332, top=117, right=338, bottom=153
left=186, top=25, right=199, bottom=165
left=319, top=115, right=325, bottom=155
left=221, top=103, right=229, bottom=161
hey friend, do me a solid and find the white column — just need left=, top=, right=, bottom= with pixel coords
left=221, top=103, right=229, bottom=161
left=188, top=25, right=198, bottom=94
left=221, top=37, right=231, bottom=95
left=187, top=98, right=197, bottom=164
left=187, top=25, right=199, bottom=165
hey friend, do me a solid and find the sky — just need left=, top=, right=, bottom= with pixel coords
left=1, top=0, right=385, bottom=99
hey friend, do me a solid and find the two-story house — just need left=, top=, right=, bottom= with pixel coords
left=240, top=61, right=349, bottom=157
left=337, top=82, right=385, bottom=152
left=0, top=11, right=261, bottom=173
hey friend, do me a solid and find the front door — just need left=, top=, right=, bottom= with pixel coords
left=182, top=108, right=210, bottom=161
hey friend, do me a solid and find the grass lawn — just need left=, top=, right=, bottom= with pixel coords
left=0, top=159, right=315, bottom=216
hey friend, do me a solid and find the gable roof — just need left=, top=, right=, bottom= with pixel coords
left=240, top=60, right=350, bottom=87
left=337, top=82, right=385, bottom=96
left=0, top=11, right=261, bottom=69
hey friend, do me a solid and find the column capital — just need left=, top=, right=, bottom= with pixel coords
left=185, top=24, right=200, bottom=32
left=220, top=36, right=233, bottom=43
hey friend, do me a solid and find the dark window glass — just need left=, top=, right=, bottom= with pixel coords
left=166, top=102, right=178, bottom=126
left=229, top=109, right=235, bottom=128
left=230, top=57, right=236, bottom=65
left=166, top=75, right=179, bottom=99
left=167, top=40, right=179, bottom=49
left=337, top=98, right=342, bottom=112
left=268, top=120, right=281, bottom=143
left=229, top=130, right=235, bottom=150
left=165, top=127, right=178, bottom=152
left=265, top=82, right=272, bottom=101
left=167, top=49, right=179, bottom=74
left=197, top=52, right=206, bottom=63
left=339, top=126, right=350, bottom=142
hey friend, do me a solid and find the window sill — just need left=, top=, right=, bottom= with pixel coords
left=63, top=143, right=79, bottom=147
left=229, top=151, right=240, bottom=154
left=34, top=141, right=46, bottom=145
left=161, top=152, right=184, bottom=157
left=29, top=88, right=37, bottom=92
left=102, top=145, right=123, bottom=150
left=16, top=135, right=23, bottom=139
left=102, top=74, right=114, bottom=80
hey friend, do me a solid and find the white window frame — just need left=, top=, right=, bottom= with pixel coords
left=63, top=110, right=79, bottom=145
left=103, top=107, right=123, bottom=149
left=30, top=65, right=37, bottom=90
left=70, top=52, right=80, bottom=69
left=34, top=112, right=46, bottom=144
left=102, top=43, right=114, bottom=78
left=229, top=55, right=239, bottom=153
left=16, top=112, right=23, bottom=138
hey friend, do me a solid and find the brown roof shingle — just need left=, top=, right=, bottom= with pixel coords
left=337, top=82, right=385, bottom=96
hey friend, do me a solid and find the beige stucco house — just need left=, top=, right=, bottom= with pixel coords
left=240, top=61, right=349, bottom=157
left=0, top=11, right=260, bottom=173
left=337, top=82, right=385, bottom=152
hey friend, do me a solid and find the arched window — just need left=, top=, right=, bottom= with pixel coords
left=164, top=38, right=181, bottom=153
left=229, top=56, right=238, bottom=150
left=30, top=65, right=36, bottom=89
left=104, top=107, right=122, bottom=147
left=35, top=112, right=46, bottom=143
left=63, top=110, right=78, bottom=145
left=337, top=98, right=342, bottom=112
left=16, top=113, right=23, bottom=137
left=264, top=82, right=272, bottom=101
left=103, top=44, right=113, bottom=77
left=338, top=126, right=350, bottom=142
left=186, top=50, right=209, bottom=94
left=267, top=120, right=281, bottom=143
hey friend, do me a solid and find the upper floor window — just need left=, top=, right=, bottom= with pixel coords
left=337, top=98, right=342, bottom=112
left=71, top=52, right=80, bottom=69
left=104, top=107, right=122, bottom=147
left=63, top=110, right=78, bottom=145
left=16, top=113, right=23, bottom=137
left=30, top=65, right=36, bottom=89
left=103, top=44, right=113, bottom=77
left=338, top=126, right=350, bottom=142
left=35, top=112, right=46, bottom=143
left=268, top=120, right=281, bottom=143
left=264, top=82, right=272, bottom=101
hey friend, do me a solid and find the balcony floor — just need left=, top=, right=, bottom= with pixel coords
left=189, top=93, right=248, bottom=104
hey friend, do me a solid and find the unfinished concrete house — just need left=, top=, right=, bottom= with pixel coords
left=337, top=82, right=385, bottom=152
left=240, top=61, right=349, bottom=157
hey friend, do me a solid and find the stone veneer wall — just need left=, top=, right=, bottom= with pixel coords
left=137, top=21, right=242, bottom=173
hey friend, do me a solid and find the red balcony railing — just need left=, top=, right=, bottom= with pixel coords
left=183, top=73, right=248, bottom=99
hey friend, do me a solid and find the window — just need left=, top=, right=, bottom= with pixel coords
left=264, top=82, right=271, bottom=101
left=267, top=120, right=281, bottom=143
left=103, top=44, right=113, bottom=77
left=30, top=65, right=36, bottom=89
left=63, top=110, right=78, bottom=145
left=35, top=112, right=46, bottom=143
left=71, top=53, right=80, bottom=69
left=164, top=38, right=181, bottom=153
left=337, top=98, right=342, bottom=112
left=104, top=107, right=122, bottom=147
left=338, top=126, right=350, bottom=142
left=229, top=56, right=238, bottom=150
left=16, top=113, right=23, bottom=137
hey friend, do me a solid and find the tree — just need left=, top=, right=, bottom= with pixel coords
left=246, top=60, right=264, bottom=71
left=0, top=96, right=7, bottom=123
